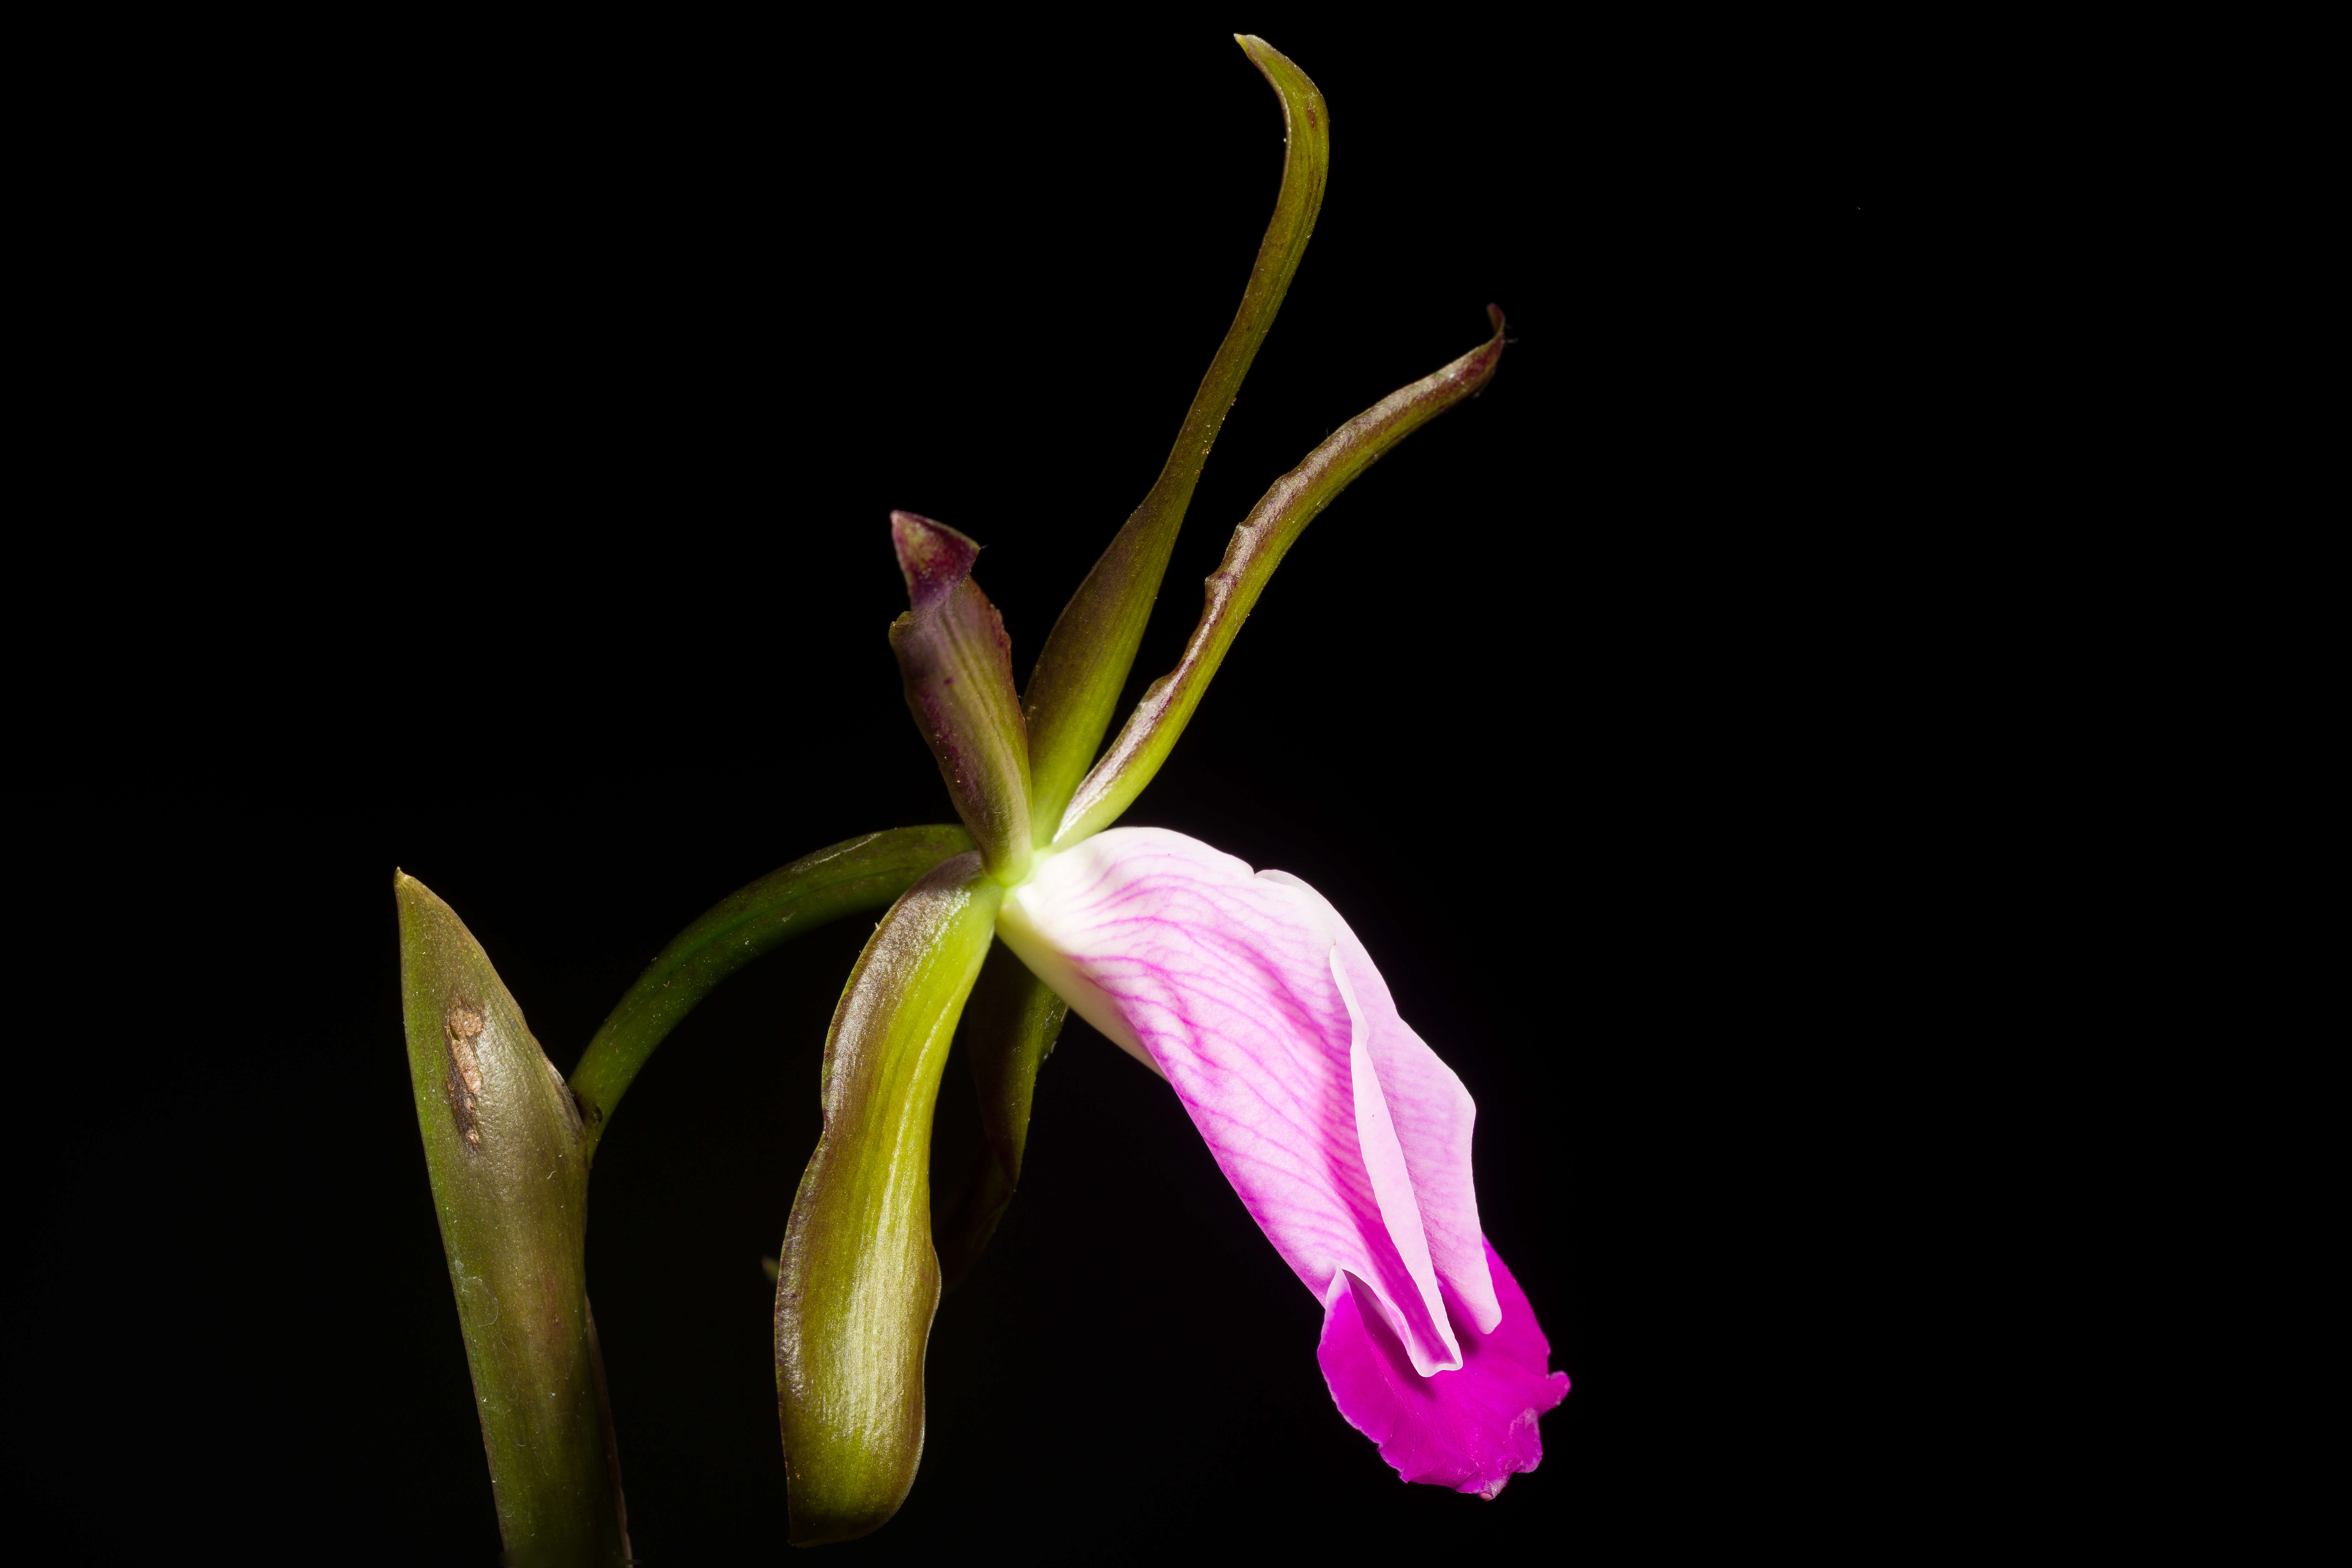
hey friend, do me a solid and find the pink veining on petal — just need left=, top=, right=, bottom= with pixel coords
left=1329, top=943, right=1457, bottom=1369
left=999, top=828, right=1494, bottom=1377
left=1318, top=1237, right=1570, bottom=1498
left=1267, top=870, right=1500, bottom=1336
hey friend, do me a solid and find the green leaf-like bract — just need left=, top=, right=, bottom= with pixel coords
left=396, top=873, right=631, bottom=1568
left=775, top=852, right=1004, bottom=1545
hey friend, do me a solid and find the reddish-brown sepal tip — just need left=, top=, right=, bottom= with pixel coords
left=890, top=511, right=980, bottom=611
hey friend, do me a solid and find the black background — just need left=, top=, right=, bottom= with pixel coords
left=17, top=16, right=1914, bottom=1563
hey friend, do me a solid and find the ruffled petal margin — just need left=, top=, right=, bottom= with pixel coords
left=1318, top=1237, right=1569, bottom=1498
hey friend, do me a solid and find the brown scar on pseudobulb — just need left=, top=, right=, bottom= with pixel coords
left=446, top=1003, right=486, bottom=1147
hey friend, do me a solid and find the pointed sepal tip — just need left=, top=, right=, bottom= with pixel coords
left=891, top=511, right=980, bottom=611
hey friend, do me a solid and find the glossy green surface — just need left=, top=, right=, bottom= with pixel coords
left=567, top=824, right=972, bottom=1164
left=1055, top=308, right=1510, bottom=847
left=396, top=873, right=630, bottom=1568
left=1018, top=35, right=1330, bottom=845
left=774, top=853, right=1004, bottom=1545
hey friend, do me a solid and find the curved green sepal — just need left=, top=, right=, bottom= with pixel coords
left=889, top=514, right=1033, bottom=884
left=1056, top=307, right=1510, bottom=847
left=568, top=823, right=972, bottom=1164
left=775, top=852, right=1004, bottom=1545
left=395, top=872, right=631, bottom=1568
left=936, top=941, right=1069, bottom=1293
left=1020, top=34, right=1331, bottom=844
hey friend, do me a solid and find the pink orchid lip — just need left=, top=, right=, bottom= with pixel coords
left=998, top=827, right=1494, bottom=1371
left=997, top=826, right=1567, bottom=1489
left=1320, top=1237, right=1569, bottom=1499
left=996, top=865, right=1164, bottom=1080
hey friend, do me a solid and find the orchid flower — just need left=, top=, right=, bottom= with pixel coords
left=998, top=826, right=1571, bottom=1498
left=767, top=35, right=1566, bottom=1541
left=397, top=37, right=1559, bottom=1560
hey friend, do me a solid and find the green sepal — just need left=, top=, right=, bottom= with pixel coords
left=1019, top=34, right=1331, bottom=844
left=567, top=822, right=973, bottom=1164
left=395, top=872, right=631, bottom=1568
left=936, top=941, right=1069, bottom=1292
left=1056, top=307, right=1511, bottom=847
left=888, top=514, right=1033, bottom=884
left=775, top=852, right=1004, bottom=1545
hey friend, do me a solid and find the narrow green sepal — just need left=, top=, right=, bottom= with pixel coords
left=568, top=822, right=973, bottom=1164
left=395, top=871, right=631, bottom=1568
left=775, top=852, right=1004, bottom=1545
left=936, top=941, right=1069, bottom=1292
left=1056, top=307, right=1511, bottom=847
left=888, top=514, right=1033, bottom=884
left=1019, top=34, right=1331, bottom=845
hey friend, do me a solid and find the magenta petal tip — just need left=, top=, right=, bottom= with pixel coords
left=1318, top=1238, right=1569, bottom=1498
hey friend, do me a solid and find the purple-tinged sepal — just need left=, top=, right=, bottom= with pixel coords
left=887, top=513, right=1033, bottom=883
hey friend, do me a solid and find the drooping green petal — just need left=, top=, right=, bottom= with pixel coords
left=568, top=823, right=972, bottom=1163
left=1054, top=308, right=1510, bottom=848
left=1020, top=34, right=1330, bottom=844
left=395, top=872, right=631, bottom=1568
left=889, top=514, right=1033, bottom=884
left=775, top=852, right=1003, bottom=1545
left=935, top=941, right=1069, bottom=1292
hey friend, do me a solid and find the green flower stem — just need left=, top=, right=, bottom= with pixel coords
left=775, top=852, right=1004, bottom=1546
left=935, top=942, right=1069, bottom=1292
left=396, top=872, right=631, bottom=1568
left=568, top=824, right=972, bottom=1164
left=1055, top=307, right=1511, bottom=848
left=1019, top=34, right=1330, bottom=844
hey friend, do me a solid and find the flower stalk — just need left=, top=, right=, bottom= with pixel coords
left=568, top=823, right=973, bottom=1164
left=404, top=831, right=972, bottom=1561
